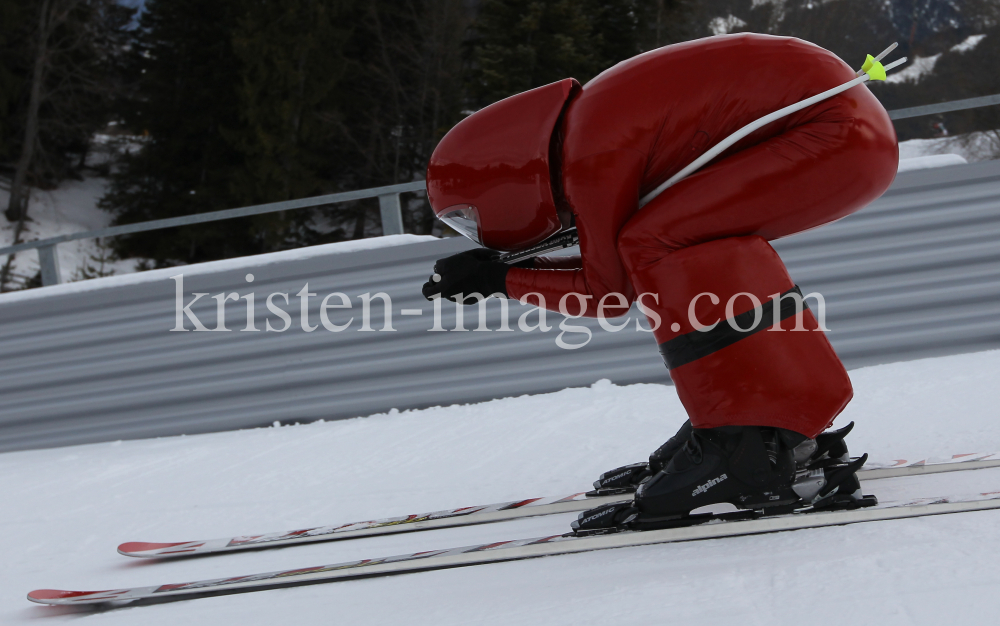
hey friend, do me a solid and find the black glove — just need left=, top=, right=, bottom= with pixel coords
left=422, top=249, right=511, bottom=303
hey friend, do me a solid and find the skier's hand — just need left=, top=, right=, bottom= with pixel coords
left=422, top=249, right=510, bottom=303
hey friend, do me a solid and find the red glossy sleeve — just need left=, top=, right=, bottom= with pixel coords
left=505, top=149, right=646, bottom=318
left=533, top=255, right=582, bottom=270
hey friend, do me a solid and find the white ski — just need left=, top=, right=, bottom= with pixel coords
left=30, top=489, right=1000, bottom=607
left=116, top=452, right=1000, bottom=559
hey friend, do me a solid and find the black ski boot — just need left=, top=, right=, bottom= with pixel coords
left=633, top=426, right=802, bottom=524
left=591, top=421, right=692, bottom=494
left=574, top=426, right=875, bottom=534
left=576, top=426, right=800, bottom=532
left=591, top=421, right=856, bottom=496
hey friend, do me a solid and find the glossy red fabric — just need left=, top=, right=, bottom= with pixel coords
left=427, top=78, right=580, bottom=251
left=505, top=34, right=898, bottom=316
left=500, top=34, right=897, bottom=436
left=632, top=236, right=853, bottom=437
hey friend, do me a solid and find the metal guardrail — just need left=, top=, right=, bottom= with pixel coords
left=0, top=180, right=427, bottom=286
left=2, top=93, right=1000, bottom=287
left=1, top=160, right=999, bottom=453
left=888, top=93, right=1000, bottom=120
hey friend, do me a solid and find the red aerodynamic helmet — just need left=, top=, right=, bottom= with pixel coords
left=427, top=78, right=581, bottom=252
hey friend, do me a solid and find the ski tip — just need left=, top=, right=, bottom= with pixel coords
left=118, top=541, right=196, bottom=557
left=28, top=589, right=119, bottom=604
left=28, top=589, right=73, bottom=602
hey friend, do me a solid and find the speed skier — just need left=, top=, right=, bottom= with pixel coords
left=421, top=33, right=898, bottom=531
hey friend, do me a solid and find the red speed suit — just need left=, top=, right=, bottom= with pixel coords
left=427, top=34, right=898, bottom=438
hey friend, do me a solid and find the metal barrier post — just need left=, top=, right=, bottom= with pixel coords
left=378, top=193, right=404, bottom=235
left=37, top=244, right=61, bottom=286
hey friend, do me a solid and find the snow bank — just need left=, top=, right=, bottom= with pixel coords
left=0, top=175, right=137, bottom=284
left=897, top=153, right=968, bottom=172
left=898, top=132, right=998, bottom=163
left=708, top=15, right=746, bottom=36
left=5, top=349, right=1000, bottom=624
left=952, top=34, right=986, bottom=53
left=886, top=54, right=942, bottom=84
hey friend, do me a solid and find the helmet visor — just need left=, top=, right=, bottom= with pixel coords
left=440, top=205, right=482, bottom=245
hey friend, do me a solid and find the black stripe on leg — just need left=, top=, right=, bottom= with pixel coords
left=658, top=286, right=808, bottom=370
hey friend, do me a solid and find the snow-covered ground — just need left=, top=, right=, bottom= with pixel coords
left=5, top=349, right=1000, bottom=624
left=896, top=153, right=967, bottom=172
left=898, top=131, right=999, bottom=164
left=0, top=175, right=138, bottom=285
left=886, top=53, right=943, bottom=84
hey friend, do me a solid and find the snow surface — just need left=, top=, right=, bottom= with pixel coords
left=0, top=175, right=139, bottom=284
left=896, top=153, right=968, bottom=172
left=886, top=54, right=943, bottom=84
left=5, top=349, right=1000, bottom=624
left=708, top=15, right=746, bottom=36
left=898, top=132, right=999, bottom=163
left=952, top=34, right=987, bottom=54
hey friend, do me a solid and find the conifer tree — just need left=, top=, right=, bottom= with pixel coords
left=224, top=0, right=354, bottom=249
left=334, top=0, right=469, bottom=237
left=777, top=0, right=897, bottom=65
left=636, top=0, right=696, bottom=50
left=2, top=0, right=131, bottom=221
left=469, top=0, right=604, bottom=105
left=100, top=0, right=251, bottom=264
left=1, top=0, right=133, bottom=291
left=227, top=0, right=350, bottom=205
left=0, top=0, right=27, bottom=165
left=467, top=0, right=692, bottom=107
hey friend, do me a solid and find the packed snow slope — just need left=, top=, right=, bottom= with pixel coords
left=6, top=350, right=1000, bottom=624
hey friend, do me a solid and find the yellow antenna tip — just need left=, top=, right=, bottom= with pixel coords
left=866, top=57, right=887, bottom=81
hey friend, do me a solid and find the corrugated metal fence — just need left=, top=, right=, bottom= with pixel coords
left=2, top=160, right=1000, bottom=452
